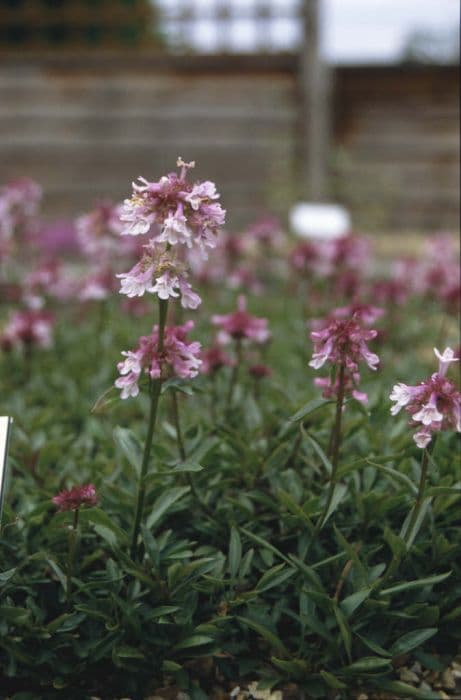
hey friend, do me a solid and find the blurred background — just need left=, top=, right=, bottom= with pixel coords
left=0, top=0, right=459, bottom=232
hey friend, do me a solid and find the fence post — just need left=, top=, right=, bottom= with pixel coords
left=299, top=0, right=332, bottom=201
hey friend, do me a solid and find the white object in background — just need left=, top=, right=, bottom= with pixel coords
left=290, top=203, right=351, bottom=240
left=0, top=417, right=13, bottom=523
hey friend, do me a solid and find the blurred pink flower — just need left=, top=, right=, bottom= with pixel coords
left=53, top=484, right=98, bottom=512
left=248, top=363, right=272, bottom=380
left=200, top=345, right=234, bottom=375
left=212, top=295, right=270, bottom=344
left=390, top=347, right=460, bottom=448
left=1, top=309, right=54, bottom=351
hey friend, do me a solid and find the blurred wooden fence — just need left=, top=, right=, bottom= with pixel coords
left=0, top=52, right=459, bottom=231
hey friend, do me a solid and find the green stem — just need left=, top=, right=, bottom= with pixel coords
left=226, top=337, right=243, bottom=411
left=307, top=364, right=346, bottom=553
left=66, top=508, right=79, bottom=609
left=404, top=447, right=430, bottom=546
left=130, top=299, right=168, bottom=560
left=171, top=389, right=186, bottom=462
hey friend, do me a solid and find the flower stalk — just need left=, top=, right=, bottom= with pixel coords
left=130, top=299, right=168, bottom=560
left=66, top=507, right=79, bottom=609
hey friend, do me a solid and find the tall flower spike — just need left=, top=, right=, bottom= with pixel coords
left=390, top=346, right=460, bottom=448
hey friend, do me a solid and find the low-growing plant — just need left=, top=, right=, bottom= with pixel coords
left=0, top=163, right=459, bottom=700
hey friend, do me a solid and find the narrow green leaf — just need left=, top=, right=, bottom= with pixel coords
left=113, top=426, right=142, bottom=474
left=229, top=527, right=242, bottom=579
left=288, top=398, right=333, bottom=423
left=146, top=486, right=191, bottom=530
left=341, top=656, right=392, bottom=673
left=334, top=604, right=352, bottom=662
left=168, top=461, right=203, bottom=473
left=379, top=572, right=451, bottom=596
left=373, top=681, right=440, bottom=699
left=240, top=527, right=292, bottom=566
left=236, top=616, right=289, bottom=656
left=390, top=628, right=438, bottom=656
left=174, top=635, right=214, bottom=650
left=320, top=670, right=347, bottom=689
left=322, top=483, right=347, bottom=526
left=340, top=588, right=372, bottom=618
left=277, top=489, right=315, bottom=532
left=255, top=564, right=296, bottom=593
left=303, top=430, right=333, bottom=477
left=80, top=508, right=129, bottom=546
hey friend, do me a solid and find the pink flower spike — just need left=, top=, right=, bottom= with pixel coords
left=390, top=351, right=461, bottom=448
left=53, top=484, right=98, bottom=512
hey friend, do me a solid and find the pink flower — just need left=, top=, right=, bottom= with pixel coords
left=119, top=158, right=225, bottom=257
left=212, top=295, right=270, bottom=344
left=1, top=310, right=54, bottom=351
left=390, top=347, right=460, bottom=448
left=248, top=363, right=272, bottom=380
left=53, top=484, right=98, bottom=512
left=200, top=345, right=235, bottom=375
left=117, top=259, right=157, bottom=297
left=115, top=321, right=202, bottom=398
left=309, top=312, right=379, bottom=373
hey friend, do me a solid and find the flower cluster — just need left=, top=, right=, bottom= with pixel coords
left=53, top=484, right=98, bottom=512
left=200, top=345, right=234, bottom=375
left=390, top=347, right=460, bottom=448
left=309, top=310, right=380, bottom=402
left=116, top=320, right=202, bottom=399
left=212, top=295, right=270, bottom=345
left=0, top=178, right=41, bottom=238
left=116, top=158, right=225, bottom=309
left=0, top=309, right=54, bottom=351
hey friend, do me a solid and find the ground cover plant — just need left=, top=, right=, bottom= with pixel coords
left=0, top=162, right=460, bottom=700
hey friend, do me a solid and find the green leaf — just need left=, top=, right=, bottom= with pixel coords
left=341, top=656, right=392, bottom=673
left=146, top=486, right=191, bottom=529
left=80, top=508, right=129, bottom=547
left=340, top=588, right=372, bottom=618
left=288, top=398, right=333, bottom=423
left=400, top=497, right=432, bottom=547
left=0, top=567, right=17, bottom=586
left=304, top=430, right=333, bottom=477
left=240, top=527, right=292, bottom=566
left=46, top=558, right=67, bottom=591
left=334, top=604, right=352, bottom=662
left=168, top=461, right=203, bottom=473
left=174, top=635, right=214, bottom=650
left=236, top=616, right=289, bottom=656
left=355, top=634, right=391, bottom=657
left=379, top=572, right=451, bottom=596
left=322, top=483, right=347, bottom=526
left=147, top=606, right=180, bottom=620
left=373, top=681, right=440, bottom=698
left=228, top=527, right=242, bottom=579
left=390, top=628, right=438, bottom=656
left=255, top=564, right=296, bottom=593
left=163, top=659, right=183, bottom=672
left=276, top=489, right=314, bottom=532
left=320, top=670, right=347, bottom=689
left=114, top=644, right=145, bottom=659
left=113, top=426, right=142, bottom=474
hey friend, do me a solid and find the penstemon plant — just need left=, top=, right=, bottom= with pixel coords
left=113, top=157, right=225, bottom=559
left=390, top=346, right=460, bottom=547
